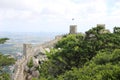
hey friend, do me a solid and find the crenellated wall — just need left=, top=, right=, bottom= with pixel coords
left=13, top=25, right=75, bottom=80
left=13, top=35, right=62, bottom=80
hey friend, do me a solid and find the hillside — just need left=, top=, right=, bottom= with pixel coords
left=30, top=25, right=120, bottom=80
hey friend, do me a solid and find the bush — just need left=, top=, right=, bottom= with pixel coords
left=27, top=58, right=34, bottom=68
left=91, top=51, right=111, bottom=65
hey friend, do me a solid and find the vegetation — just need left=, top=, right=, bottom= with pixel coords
left=0, top=38, right=15, bottom=80
left=57, top=49, right=120, bottom=80
left=36, top=26, right=120, bottom=80
left=0, top=38, right=9, bottom=44
left=27, top=58, right=34, bottom=68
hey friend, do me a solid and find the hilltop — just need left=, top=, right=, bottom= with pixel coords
left=13, top=24, right=120, bottom=80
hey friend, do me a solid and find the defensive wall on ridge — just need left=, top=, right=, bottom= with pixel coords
left=13, top=25, right=77, bottom=80
left=13, top=35, right=63, bottom=80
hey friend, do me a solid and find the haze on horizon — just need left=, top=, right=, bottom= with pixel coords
left=0, top=0, right=120, bottom=33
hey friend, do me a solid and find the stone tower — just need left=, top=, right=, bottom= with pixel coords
left=23, top=44, right=32, bottom=59
left=69, top=25, right=77, bottom=34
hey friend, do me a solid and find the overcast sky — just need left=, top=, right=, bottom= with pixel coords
left=0, top=0, right=120, bottom=33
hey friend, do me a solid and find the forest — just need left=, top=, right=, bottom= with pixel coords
left=32, top=26, right=120, bottom=80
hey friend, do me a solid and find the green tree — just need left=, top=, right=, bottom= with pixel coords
left=39, top=34, right=86, bottom=79
left=27, top=58, right=34, bottom=68
left=0, top=38, right=9, bottom=44
left=0, top=38, right=15, bottom=80
left=57, top=49, right=120, bottom=80
left=0, top=73, right=10, bottom=80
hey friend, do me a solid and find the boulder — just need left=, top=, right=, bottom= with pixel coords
left=32, top=70, right=40, bottom=78
left=27, top=75, right=32, bottom=80
left=24, top=65, right=29, bottom=72
left=30, top=67, right=36, bottom=72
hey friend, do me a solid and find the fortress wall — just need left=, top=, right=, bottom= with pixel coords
left=13, top=35, right=63, bottom=80
left=13, top=56, right=26, bottom=80
left=13, top=44, right=34, bottom=80
left=36, top=35, right=62, bottom=49
left=14, top=27, right=71, bottom=80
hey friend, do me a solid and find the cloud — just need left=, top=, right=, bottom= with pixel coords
left=0, top=0, right=120, bottom=32
left=0, top=0, right=108, bottom=20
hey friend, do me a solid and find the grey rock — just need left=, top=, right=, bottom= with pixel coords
left=27, top=75, right=32, bottom=80
left=32, top=70, right=40, bottom=77
left=30, top=67, right=36, bottom=72
left=24, top=66, right=29, bottom=72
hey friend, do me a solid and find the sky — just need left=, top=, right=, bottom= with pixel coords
left=0, top=0, right=120, bottom=33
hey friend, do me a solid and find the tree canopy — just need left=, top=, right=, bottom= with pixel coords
left=36, top=26, right=120, bottom=80
left=0, top=38, right=15, bottom=80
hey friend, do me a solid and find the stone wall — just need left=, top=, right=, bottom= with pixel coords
left=13, top=35, right=62, bottom=80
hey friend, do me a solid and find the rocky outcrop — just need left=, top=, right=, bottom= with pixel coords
left=25, top=66, right=39, bottom=80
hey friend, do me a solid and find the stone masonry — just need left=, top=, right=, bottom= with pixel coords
left=13, top=35, right=62, bottom=80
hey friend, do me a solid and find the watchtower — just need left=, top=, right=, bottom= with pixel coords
left=69, top=25, right=77, bottom=34
left=23, top=44, right=32, bottom=59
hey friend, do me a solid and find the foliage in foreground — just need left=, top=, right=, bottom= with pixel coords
left=0, top=38, right=15, bottom=80
left=27, top=58, right=34, bottom=68
left=36, top=26, right=120, bottom=80
left=57, top=49, right=120, bottom=80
